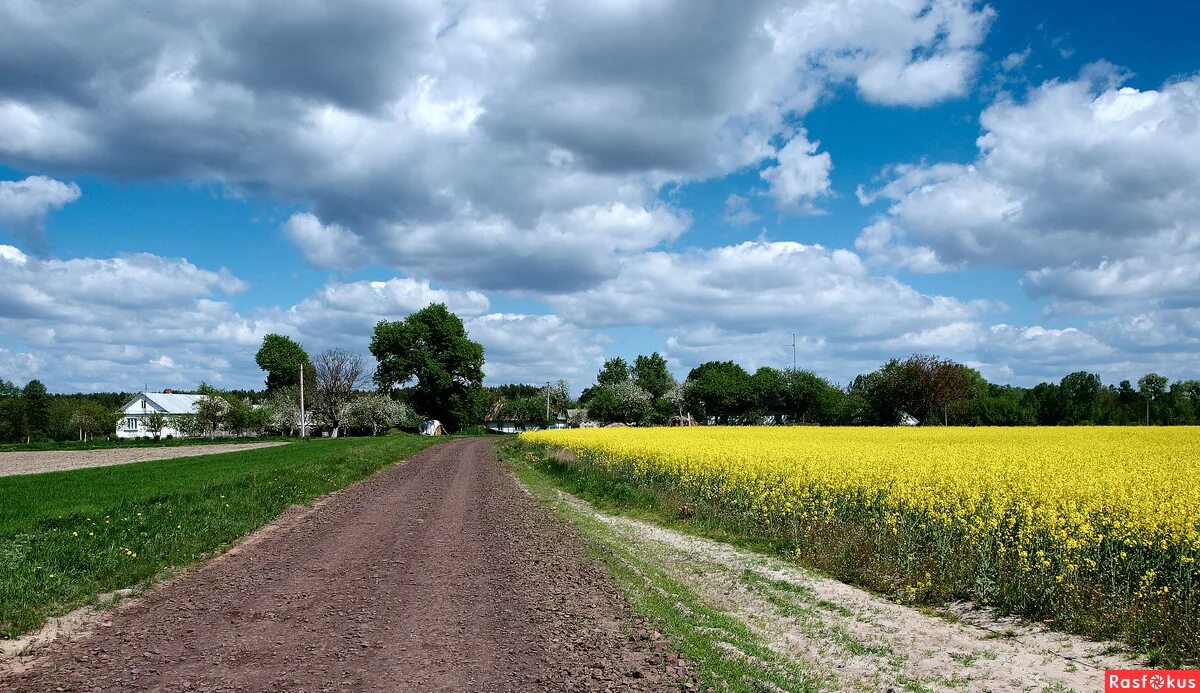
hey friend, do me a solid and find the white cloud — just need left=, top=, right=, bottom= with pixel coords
left=262, top=277, right=491, bottom=347
left=550, top=240, right=987, bottom=336
left=282, top=213, right=367, bottom=270
left=0, top=246, right=601, bottom=391
left=0, top=0, right=994, bottom=289
left=854, top=220, right=960, bottom=273
left=1000, top=47, right=1031, bottom=72
left=856, top=72, right=1200, bottom=318
left=722, top=194, right=760, bottom=226
left=0, top=176, right=81, bottom=245
left=760, top=131, right=833, bottom=214
left=466, top=313, right=605, bottom=387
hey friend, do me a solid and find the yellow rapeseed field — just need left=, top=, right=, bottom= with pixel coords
left=521, top=426, right=1200, bottom=660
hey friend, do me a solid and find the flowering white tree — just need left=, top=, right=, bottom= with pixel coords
left=346, top=394, right=411, bottom=435
left=262, top=386, right=301, bottom=435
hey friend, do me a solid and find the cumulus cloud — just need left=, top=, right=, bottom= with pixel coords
left=550, top=240, right=988, bottom=337
left=261, top=277, right=491, bottom=347
left=282, top=213, right=368, bottom=270
left=0, top=176, right=81, bottom=246
left=0, top=245, right=604, bottom=390
left=0, top=0, right=994, bottom=289
left=856, top=72, right=1200, bottom=319
left=466, top=313, right=605, bottom=386
left=760, top=131, right=833, bottom=214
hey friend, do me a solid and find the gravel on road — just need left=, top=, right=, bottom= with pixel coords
left=2, top=438, right=696, bottom=692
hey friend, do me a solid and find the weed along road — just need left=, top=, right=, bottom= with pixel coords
left=3, top=438, right=693, bottom=692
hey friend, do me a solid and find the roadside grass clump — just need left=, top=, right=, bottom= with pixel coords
left=0, top=435, right=435, bottom=638
left=518, top=427, right=1200, bottom=666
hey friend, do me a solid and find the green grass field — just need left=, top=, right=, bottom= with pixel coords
left=0, top=435, right=436, bottom=638
left=0, top=436, right=289, bottom=454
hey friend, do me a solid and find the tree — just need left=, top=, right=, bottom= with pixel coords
left=633, top=353, right=674, bottom=400
left=144, top=412, right=167, bottom=439
left=20, top=379, right=50, bottom=443
left=174, top=413, right=206, bottom=438
left=347, top=394, right=410, bottom=435
left=684, top=361, right=754, bottom=424
left=69, top=402, right=121, bottom=441
left=1060, top=371, right=1103, bottom=424
left=662, top=381, right=691, bottom=418
left=750, top=367, right=787, bottom=423
left=255, top=334, right=315, bottom=393
left=195, top=394, right=229, bottom=437
left=901, top=355, right=975, bottom=425
left=313, top=348, right=368, bottom=437
left=597, top=357, right=632, bottom=387
left=371, top=304, right=486, bottom=431
left=782, top=369, right=842, bottom=424
left=262, top=386, right=302, bottom=435
left=224, top=397, right=259, bottom=436
left=1138, top=373, right=1169, bottom=425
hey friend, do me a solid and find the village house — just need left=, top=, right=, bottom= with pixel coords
left=116, top=390, right=205, bottom=439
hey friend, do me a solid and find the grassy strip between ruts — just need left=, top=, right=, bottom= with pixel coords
left=0, top=434, right=437, bottom=638
left=0, top=436, right=290, bottom=454
left=500, top=441, right=822, bottom=692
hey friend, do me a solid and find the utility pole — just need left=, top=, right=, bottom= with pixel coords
left=299, top=363, right=306, bottom=438
left=786, top=332, right=796, bottom=371
left=546, top=381, right=551, bottom=423
left=1146, top=394, right=1153, bottom=426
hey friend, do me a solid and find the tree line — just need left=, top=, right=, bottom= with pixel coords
left=4, top=303, right=1198, bottom=442
left=567, top=353, right=1200, bottom=426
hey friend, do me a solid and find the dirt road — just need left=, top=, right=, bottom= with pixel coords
left=0, top=442, right=289, bottom=478
left=2, top=438, right=693, bottom=692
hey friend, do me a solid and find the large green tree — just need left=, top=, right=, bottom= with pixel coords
left=370, top=304, right=485, bottom=431
left=1138, top=372, right=1170, bottom=424
left=255, top=334, right=314, bottom=392
left=597, top=357, right=632, bottom=387
left=20, top=379, right=50, bottom=443
left=632, top=353, right=674, bottom=400
left=684, top=361, right=754, bottom=424
left=781, top=369, right=843, bottom=424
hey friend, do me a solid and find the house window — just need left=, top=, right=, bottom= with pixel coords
left=126, top=417, right=138, bottom=430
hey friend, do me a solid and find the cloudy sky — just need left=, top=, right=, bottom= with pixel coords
left=1, top=0, right=1197, bottom=393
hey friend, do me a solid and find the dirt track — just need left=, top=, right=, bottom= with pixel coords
left=0, top=442, right=289, bottom=478
left=2, top=438, right=693, bottom=692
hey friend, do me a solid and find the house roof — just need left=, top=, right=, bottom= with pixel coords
left=124, top=392, right=205, bottom=415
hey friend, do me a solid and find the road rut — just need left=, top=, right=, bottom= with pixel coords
left=2, top=438, right=693, bottom=692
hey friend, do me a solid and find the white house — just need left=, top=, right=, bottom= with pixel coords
left=117, top=391, right=205, bottom=439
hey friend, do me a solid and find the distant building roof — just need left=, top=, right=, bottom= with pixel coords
left=123, top=392, right=206, bottom=415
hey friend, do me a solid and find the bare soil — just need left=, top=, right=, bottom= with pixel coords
left=0, top=438, right=696, bottom=692
left=0, top=442, right=289, bottom=478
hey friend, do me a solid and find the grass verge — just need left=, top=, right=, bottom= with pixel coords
left=0, top=435, right=436, bottom=638
left=500, top=441, right=822, bottom=692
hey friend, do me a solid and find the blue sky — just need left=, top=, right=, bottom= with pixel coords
left=1, top=1, right=1198, bottom=393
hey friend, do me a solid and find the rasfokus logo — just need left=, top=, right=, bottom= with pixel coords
left=1106, top=670, right=1200, bottom=691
